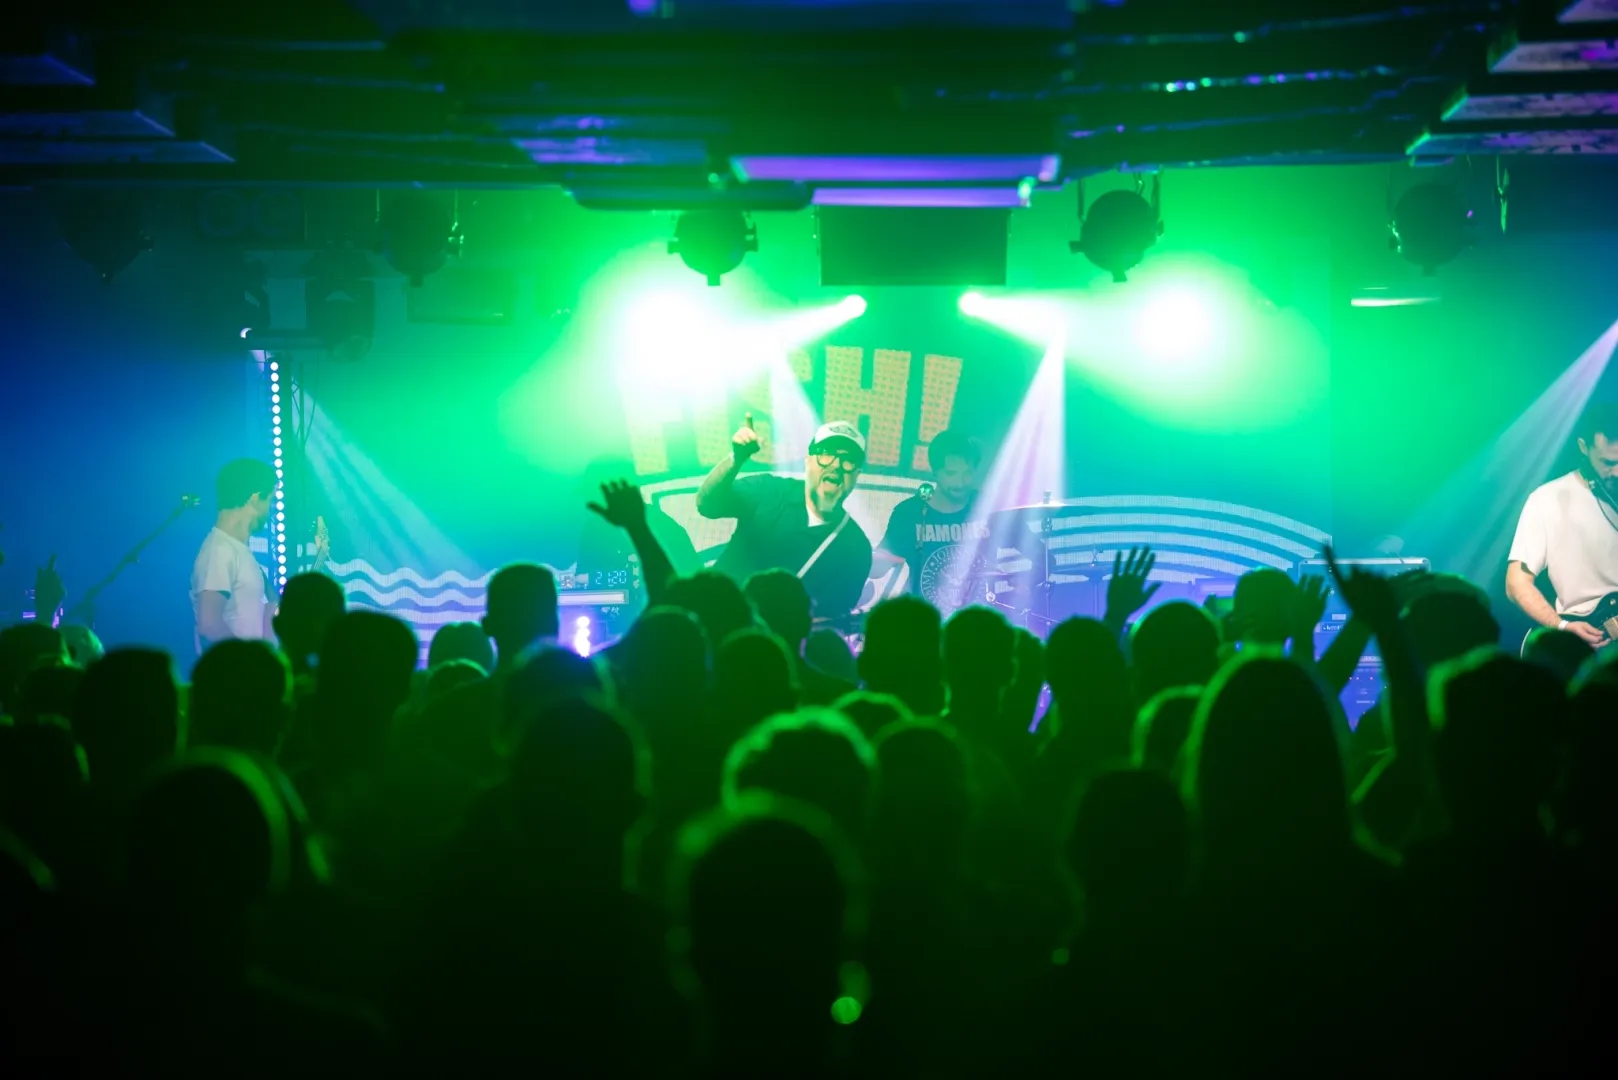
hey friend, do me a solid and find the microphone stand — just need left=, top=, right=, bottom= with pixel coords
left=63, top=495, right=201, bottom=627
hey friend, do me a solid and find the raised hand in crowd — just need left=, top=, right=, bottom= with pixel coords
left=1290, top=574, right=1329, bottom=658
left=588, top=479, right=675, bottom=607
left=1103, top=545, right=1159, bottom=636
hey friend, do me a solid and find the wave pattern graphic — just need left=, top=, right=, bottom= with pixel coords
left=327, top=557, right=491, bottom=664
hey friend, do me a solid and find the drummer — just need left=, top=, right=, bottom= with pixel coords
left=872, top=430, right=994, bottom=611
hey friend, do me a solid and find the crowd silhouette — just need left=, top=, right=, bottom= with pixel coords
left=1, top=478, right=1613, bottom=1076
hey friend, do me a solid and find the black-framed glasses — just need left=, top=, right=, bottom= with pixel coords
left=813, top=449, right=863, bottom=470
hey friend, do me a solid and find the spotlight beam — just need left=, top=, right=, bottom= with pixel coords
left=1397, top=318, right=1618, bottom=583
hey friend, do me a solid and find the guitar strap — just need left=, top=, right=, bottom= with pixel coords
left=798, top=514, right=851, bottom=580
left=1577, top=467, right=1618, bottom=537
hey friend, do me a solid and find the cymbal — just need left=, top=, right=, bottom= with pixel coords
left=990, top=501, right=1069, bottom=514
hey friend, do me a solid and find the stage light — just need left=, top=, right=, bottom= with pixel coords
left=1070, top=176, right=1162, bottom=283
left=1390, top=182, right=1472, bottom=275
left=669, top=209, right=757, bottom=286
left=572, top=615, right=594, bottom=657
left=958, top=290, right=1065, bottom=343
left=766, top=295, right=869, bottom=353
left=378, top=191, right=462, bottom=286
left=54, top=191, right=153, bottom=284
left=1136, top=287, right=1217, bottom=362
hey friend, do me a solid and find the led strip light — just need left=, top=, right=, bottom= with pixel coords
left=268, top=358, right=288, bottom=590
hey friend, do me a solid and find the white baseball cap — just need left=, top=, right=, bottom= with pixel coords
left=810, top=420, right=867, bottom=458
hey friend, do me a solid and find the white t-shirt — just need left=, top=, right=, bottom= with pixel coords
left=1507, top=471, right=1618, bottom=618
left=191, top=526, right=269, bottom=649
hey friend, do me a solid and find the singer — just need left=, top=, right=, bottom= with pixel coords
left=872, top=430, right=989, bottom=607
left=697, top=416, right=873, bottom=618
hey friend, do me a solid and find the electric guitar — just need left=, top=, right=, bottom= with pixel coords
left=289, top=516, right=331, bottom=578
left=1522, top=590, right=1618, bottom=654
left=311, top=515, right=330, bottom=574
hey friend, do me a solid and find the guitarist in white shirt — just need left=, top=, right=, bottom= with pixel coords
left=191, top=459, right=278, bottom=653
left=1506, top=404, right=1618, bottom=649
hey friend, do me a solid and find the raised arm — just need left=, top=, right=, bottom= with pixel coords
left=1326, top=548, right=1438, bottom=818
left=1103, top=546, right=1159, bottom=641
left=588, top=480, right=677, bottom=608
left=696, top=417, right=761, bottom=520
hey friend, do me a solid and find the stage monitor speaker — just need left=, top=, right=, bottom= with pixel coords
left=817, top=207, right=1008, bottom=287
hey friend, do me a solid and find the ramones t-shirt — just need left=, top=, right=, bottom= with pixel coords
left=879, top=494, right=995, bottom=611
left=711, top=475, right=873, bottom=618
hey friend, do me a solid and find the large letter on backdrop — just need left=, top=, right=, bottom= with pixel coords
left=824, top=346, right=910, bottom=469
left=912, top=353, right=963, bottom=471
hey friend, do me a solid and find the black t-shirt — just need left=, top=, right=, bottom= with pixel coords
left=711, top=475, right=873, bottom=617
left=879, top=494, right=996, bottom=609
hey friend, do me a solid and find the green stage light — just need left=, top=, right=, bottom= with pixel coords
left=959, top=290, right=1067, bottom=345
left=1135, top=286, right=1219, bottom=363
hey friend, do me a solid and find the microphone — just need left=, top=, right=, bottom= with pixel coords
left=181, top=494, right=201, bottom=509
left=918, top=482, right=935, bottom=503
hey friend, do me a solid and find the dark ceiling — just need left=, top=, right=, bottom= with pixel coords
left=1, top=1, right=1615, bottom=202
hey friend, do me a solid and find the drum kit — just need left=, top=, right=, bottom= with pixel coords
left=833, top=497, right=1074, bottom=644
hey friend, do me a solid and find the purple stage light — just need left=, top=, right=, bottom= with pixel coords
left=812, top=187, right=1033, bottom=208
left=732, top=154, right=1060, bottom=184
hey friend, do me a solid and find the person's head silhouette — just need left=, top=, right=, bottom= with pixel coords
left=503, top=644, right=606, bottom=743
left=15, top=663, right=83, bottom=727
left=1401, top=588, right=1500, bottom=672
left=76, top=648, right=181, bottom=793
left=724, top=709, right=878, bottom=843
left=189, top=640, right=292, bottom=757
left=859, top=596, right=944, bottom=717
left=1131, top=602, right=1221, bottom=704
left=1134, top=686, right=1203, bottom=777
left=744, top=569, right=814, bottom=654
left=314, top=611, right=418, bottom=771
left=273, top=572, right=345, bottom=675
left=428, top=621, right=495, bottom=675
left=713, top=628, right=799, bottom=746
left=669, top=796, right=867, bottom=1067
left=1231, top=569, right=1300, bottom=646
left=124, top=749, right=296, bottom=976
left=617, top=607, right=709, bottom=725
left=0, top=623, right=68, bottom=718
left=509, top=697, right=649, bottom=878
left=1521, top=627, right=1594, bottom=686
left=483, top=563, right=559, bottom=668
left=806, top=628, right=858, bottom=684
left=59, top=624, right=104, bottom=667
left=1043, top=617, right=1137, bottom=781
left=666, top=571, right=758, bottom=649
left=1430, top=648, right=1565, bottom=840
left=831, top=690, right=913, bottom=741
left=943, top=605, right=1017, bottom=732
left=1183, top=654, right=1350, bottom=889
left=872, top=718, right=974, bottom=883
